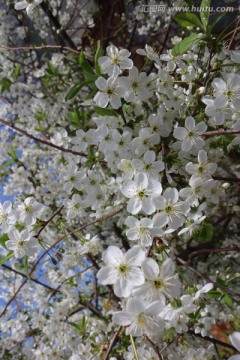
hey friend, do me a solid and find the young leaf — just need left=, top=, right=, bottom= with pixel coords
left=209, top=12, right=226, bottom=34
left=222, top=293, right=233, bottom=308
left=195, top=222, right=213, bottom=242
left=79, top=51, right=95, bottom=76
left=200, top=0, right=211, bottom=30
left=10, top=145, right=18, bottom=161
left=67, top=317, right=87, bottom=334
left=0, top=234, right=9, bottom=249
left=207, top=289, right=222, bottom=299
left=0, top=78, right=12, bottom=93
left=95, top=40, right=103, bottom=76
left=65, top=80, right=90, bottom=102
left=0, top=251, right=14, bottom=265
left=174, top=12, right=203, bottom=29
left=94, top=106, right=118, bottom=117
left=171, top=33, right=199, bottom=56
left=24, top=256, right=31, bottom=279
left=46, top=62, right=58, bottom=76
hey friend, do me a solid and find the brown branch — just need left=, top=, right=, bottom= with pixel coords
left=188, top=330, right=236, bottom=351
left=188, top=247, right=240, bottom=262
left=104, top=326, right=122, bottom=360
left=68, top=299, right=102, bottom=318
left=159, top=335, right=182, bottom=355
left=0, top=118, right=87, bottom=157
left=212, top=176, right=240, bottom=182
left=0, top=44, right=79, bottom=54
left=228, top=17, right=240, bottom=50
left=36, top=205, right=64, bottom=238
left=1, top=264, right=56, bottom=292
left=202, top=130, right=240, bottom=136
left=144, top=335, right=163, bottom=360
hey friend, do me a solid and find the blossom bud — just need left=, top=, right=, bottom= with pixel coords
left=222, top=182, right=230, bottom=189
left=55, top=252, right=63, bottom=261
left=51, top=258, right=58, bottom=265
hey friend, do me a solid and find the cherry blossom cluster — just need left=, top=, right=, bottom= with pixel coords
left=0, top=0, right=239, bottom=359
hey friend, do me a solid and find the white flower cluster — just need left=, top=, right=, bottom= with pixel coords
left=0, top=1, right=240, bottom=359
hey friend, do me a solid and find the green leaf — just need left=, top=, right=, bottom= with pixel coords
left=24, top=256, right=31, bottom=279
left=174, top=12, right=203, bottom=29
left=209, top=12, right=226, bottom=33
left=216, top=276, right=227, bottom=288
left=0, top=251, right=14, bottom=265
left=0, top=78, right=12, bottom=93
left=69, top=109, right=80, bottom=127
left=207, top=289, right=222, bottom=299
left=10, top=145, right=18, bottom=161
left=195, top=222, right=213, bottom=242
left=65, top=80, right=90, bottom=101
left=79, top=51, right=95, bottom=76
left=200, top=0, right=211, bottom=30
left=222, top=293, right=233, bottom=308
left=46, top=62, right=58, bottom=76
left=67, top=317, right=87, bottom=334
left=2, top=160, right=15, bottom=167
left=0, top=234, right=9, bottom=249
left=94, top=40, right=103, bottom=76
left=171, top=33, right=199, bottom=56
left=13, top=65, right=20, bottom=81
left=94, top=106, right=118, bottom=117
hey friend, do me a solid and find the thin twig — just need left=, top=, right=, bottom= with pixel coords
left=188, top=247, right=240, bottom=262
left=68, top=299, right=102, bottom=318
left=103, top=326, right=122, bottom=360
left=144, top=335, right=163, bottom=359
left=36, top=205, right=64, bottom=238
left=212, top=176, right=240, bottom=182
left=228, top=17, right=240, bottom=50
left=0, top=118, right=87, bottom=157
left=202, top=130, right=240, bottom=136
left=1, top=264, right=56, bottom=291
left=0, top=44, right=79, bottom=54
left=188, top=330, right=236, bottom=351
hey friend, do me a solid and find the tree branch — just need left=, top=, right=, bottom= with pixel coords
left=144, top=335, right=163, bottom=360
left=1, top=264, right=56, bottom=292
left=188, top=247, right=240, bottom=262
left=188, top=330, right=236, bottom=351
left=0, top=44, right=79, bottom=54
left=202, top=130, right=240, bottom=136
left=104, top=326, right=122, bottom=360
left=0, top=118, right=87, bottom=157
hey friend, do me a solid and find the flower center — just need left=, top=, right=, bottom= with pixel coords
left=153, top=278, right=163, bottom=288
left=197, top=165, right=204, bottom=173
left=24, top=205, right=32, bottom=213
left=132, top=81, right=139, bottom=89
left=165, top=205, right=173, bottom=213
left=118, top=263, right=128, bottom=274
left=107, top=88, right=113, bottom=94
left=136, top=313, right=146, bottom=326
left=137, top=189, right=146, bottom=199
left=112, top=57, right=119, bottom=64
left=18, top=240, right=25, bottom=248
